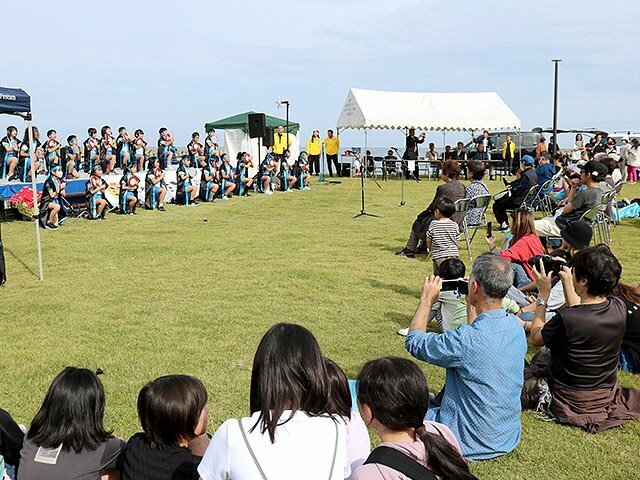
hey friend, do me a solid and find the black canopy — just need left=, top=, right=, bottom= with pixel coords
left=0, top=86, right=31, bottom=116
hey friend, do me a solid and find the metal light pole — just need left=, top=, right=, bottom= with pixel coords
left=551, top=59, right=562, bottom=157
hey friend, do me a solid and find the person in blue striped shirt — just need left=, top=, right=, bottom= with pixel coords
left=405, top=254, right=527, bottom=461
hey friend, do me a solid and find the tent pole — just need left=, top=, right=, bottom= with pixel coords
left=517, top=129, right=522, bottom=175
left=27, top=117, right=44, bottom=281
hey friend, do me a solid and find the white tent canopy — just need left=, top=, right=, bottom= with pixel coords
left=336, top=88, right=521, bottom=132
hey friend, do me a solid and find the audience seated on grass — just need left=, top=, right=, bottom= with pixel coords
left=486, top=208, right=544, bottom=288
left=353, top=357, right=476, bottom=480
left=18, top=366, right=124, bottom=480
left=117, top=374, right=210, bottom=480
left=525, top=246, right=640, bottom=431
left=405, top=254, right=527, bottom=461
left=324, top=358, right=371, bottom=478
left=398, top=258, right=520, bottom=336
left=612, top=282, right=640, bottom=374
left=0, top=408, right=24, bottom=480
left=507, top=222, right=592, bottom=316
left=198, top=323, right=350, bottom=480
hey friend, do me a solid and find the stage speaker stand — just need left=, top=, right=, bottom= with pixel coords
left=262, top=127, right=274, bottom=148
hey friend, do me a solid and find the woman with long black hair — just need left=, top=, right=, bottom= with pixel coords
left=18, top=366, right=124, bottom=480
left=198, top=323, right=350, bottom=480
left=354, top=357, right=476, bottom=480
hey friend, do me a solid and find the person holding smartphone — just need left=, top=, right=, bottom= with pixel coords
left=404, top=254, right=527, bottom=461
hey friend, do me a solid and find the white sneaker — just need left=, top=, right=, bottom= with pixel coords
left=265, top=190, right=274, bottom=195
left=397, top=327, right=409, bottom=336
left=303, top=186, right=311, bottom=191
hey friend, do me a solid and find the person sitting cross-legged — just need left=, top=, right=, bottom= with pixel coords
left=405, top=254, right=527, bottom=461
left=525, top=245, right=640, bottom=431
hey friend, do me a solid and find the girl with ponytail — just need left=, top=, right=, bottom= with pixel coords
left=354, top=357, right=476, bottom=480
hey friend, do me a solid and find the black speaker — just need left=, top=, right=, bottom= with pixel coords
left=262, top=128, right=274, bottom=147
left=248, top=113, right=266, bottom=139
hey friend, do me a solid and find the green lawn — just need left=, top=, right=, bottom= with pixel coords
left=1, top=176, right=639, bottom=479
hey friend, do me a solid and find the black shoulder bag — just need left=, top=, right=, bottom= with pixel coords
left=364, top=446, right=438, bottom=480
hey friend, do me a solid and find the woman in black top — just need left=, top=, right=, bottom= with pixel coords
left=118, top=375, right=210, bottom=480
left=530, top=245, right=640, bottom=432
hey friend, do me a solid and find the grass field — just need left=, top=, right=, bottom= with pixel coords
left=1, top=176, right=640, bottom=479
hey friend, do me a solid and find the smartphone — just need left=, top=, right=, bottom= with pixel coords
left=486, top=221, right=492, bottom=238
left=441, top=279, right=469, bottom=295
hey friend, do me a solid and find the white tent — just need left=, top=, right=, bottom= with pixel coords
left=336, top=88, right=521, bottom=131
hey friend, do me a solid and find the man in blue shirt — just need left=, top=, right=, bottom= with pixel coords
left=536, top=152, right=557, bottom=194
left=405, top=253, right=527, bottom=461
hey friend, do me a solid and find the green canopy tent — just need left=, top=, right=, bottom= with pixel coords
left=205, top=111, right=301, bottom=169
left=205, top=111, right=300, bottom=135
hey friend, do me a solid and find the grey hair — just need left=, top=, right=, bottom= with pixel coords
left=470, top=253, right=514, bottom=301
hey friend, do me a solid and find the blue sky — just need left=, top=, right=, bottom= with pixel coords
left=2, top=0, right=639, bottom=149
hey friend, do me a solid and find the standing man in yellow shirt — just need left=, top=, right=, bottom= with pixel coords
left=324, top=129, right=340, bottom=177
left=272, top=125, right=290, bottom=160
left=306, top=129, right=322, bottom=175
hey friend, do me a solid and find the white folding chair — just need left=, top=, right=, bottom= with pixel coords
left=456, top=194, right=492, bottom=261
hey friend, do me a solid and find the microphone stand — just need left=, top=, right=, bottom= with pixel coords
left=353, top=153, right=381, bottom=219
left=392, top=147, right=418, bottom=207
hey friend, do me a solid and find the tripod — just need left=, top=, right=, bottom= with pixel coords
left=354, top=153, right=381, bottom=219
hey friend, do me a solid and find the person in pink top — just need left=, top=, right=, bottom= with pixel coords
left=353, top=357, right=477, bottom=480
left=485, top=208, right=544, bottom=288
left=324, top=358, right=371, bottom=479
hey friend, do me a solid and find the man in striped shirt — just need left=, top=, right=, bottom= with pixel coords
left=427, top=197, right=460, bottom=275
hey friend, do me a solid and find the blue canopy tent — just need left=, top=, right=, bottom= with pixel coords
left=0, top=86, right=44, bottom=281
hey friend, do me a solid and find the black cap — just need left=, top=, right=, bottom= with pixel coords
left=561, top=222, right=592, bottom=249
left=581, top=159, right=607, bottom=179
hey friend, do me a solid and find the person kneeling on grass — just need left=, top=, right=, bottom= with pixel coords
left=353, top=357, right=476, bottom=480
left=117, top=375, right=210, bottom=480
left=426, top=197, right=460, bottom=275
left=524, top=245, right=640, bottom=431
left=405, top=254, right=527, bottom=461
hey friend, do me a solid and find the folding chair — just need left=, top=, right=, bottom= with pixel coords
left=455, top=194, right=492, bottom=261
left=579, top=206, right=602, bottom=244
left=612, top=180, right=624, bottom=226
left=596, top=190, right=616, bottom=245
left=520, top=185, right=541, bottom=210
left=535, top=179, right=555, bottom=215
